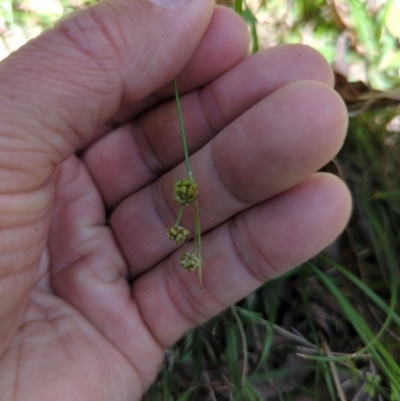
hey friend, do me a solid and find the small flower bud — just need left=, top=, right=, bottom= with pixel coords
left=173, top=178, right=198, bottom=205
left=166, top=225, right=190, bottom=245
left=180, top=251, right=200, bottom=272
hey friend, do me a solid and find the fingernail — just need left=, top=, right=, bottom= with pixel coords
left=148, top=0, right=189, bottom=9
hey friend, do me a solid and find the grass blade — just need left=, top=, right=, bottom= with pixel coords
left=310, top=264, right=400, bottom=392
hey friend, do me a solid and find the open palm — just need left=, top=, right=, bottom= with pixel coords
left=0, top=1, right=351, bottom=400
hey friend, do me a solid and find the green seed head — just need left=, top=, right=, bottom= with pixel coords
left=166, top=225, right=190, bottom=245
left=173, top=179, right=199, bottom=205
left=180, top=251, right=200, bottom=272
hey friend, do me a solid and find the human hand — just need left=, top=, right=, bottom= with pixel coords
left=0, top=0, right=351, bottom=399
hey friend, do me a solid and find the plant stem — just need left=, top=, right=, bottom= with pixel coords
left=194, top=200, right=202, bottom=289
left=234, top=0, right=243, bottom=14
left=173, top=79, right=193, bottom=181
left=175, top=205, right=184, bottom=226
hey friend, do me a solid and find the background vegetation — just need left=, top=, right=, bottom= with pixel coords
left=1, top=0, right=400, bottom=399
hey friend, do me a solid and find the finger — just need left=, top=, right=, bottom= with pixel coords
left=0, top=0, right=213, bottom=352
left=84, top=5, right=250, bottom=139
left=84, top=44, right=334, bottom=207
left=0, top=0, right=214, bottom=193
left=110, top=81, right=347, bottom=275
left=133, top=173, right=352, bottom=347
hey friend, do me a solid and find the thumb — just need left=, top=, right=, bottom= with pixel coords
left=0, top=0, right=214, bottom=353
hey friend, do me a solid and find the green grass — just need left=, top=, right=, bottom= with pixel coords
left=2, top=0, right=400, bottom=399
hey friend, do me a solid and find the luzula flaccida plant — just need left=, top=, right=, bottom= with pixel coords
left=166, top=80, right=202, bottom=287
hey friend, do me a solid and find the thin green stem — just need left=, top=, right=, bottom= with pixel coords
left=175, top=205, right=185, bottom=226
left=234, top=0, right=243, bottom=14
left=173, top=79, right=193, bottom=181
left=194, top=200, right=202, bottom=289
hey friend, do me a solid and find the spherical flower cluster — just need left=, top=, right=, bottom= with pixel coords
left=173, top=179, right=198, bottom=205
left=180, top=251, right=200, bottom=272
left=166, top=225, right=190, bottom=245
